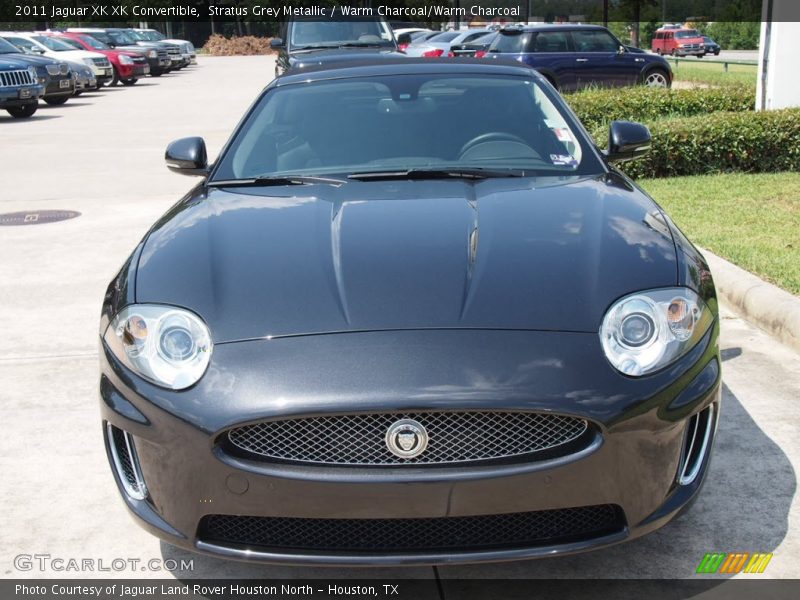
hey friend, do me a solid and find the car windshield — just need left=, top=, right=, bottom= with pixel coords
left=213, top=74, right=600, bottom=182
left=427, top=32, right=460, bottom=43
left=1, top=37, right=39, bottom=53
left=491, top=32, right=530, bottom=53
left=676, top=30, right=701, bottom=38
left=140, top=31, right=165, bottom=41
left=0, top=37, right=22, bottom=53
left=290, top=20, right=394, bottom=49
left=75, top=35, right=108, bottom=50
left=108, top=31, right=138, bottom=45
left=31, top=36, right=75, bottom=51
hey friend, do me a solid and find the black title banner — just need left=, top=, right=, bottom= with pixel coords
left=0, top=1, right=790, bottom=24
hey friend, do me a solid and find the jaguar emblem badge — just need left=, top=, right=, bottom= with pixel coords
left=386, top=419, right=428, bottom=459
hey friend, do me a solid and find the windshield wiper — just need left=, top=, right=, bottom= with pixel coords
left=347, top=168, right=526, bottom=181
left=209, top=175, right=346, bottom=187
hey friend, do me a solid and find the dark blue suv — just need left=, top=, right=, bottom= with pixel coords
left=486, top=24, right=672, bottom=91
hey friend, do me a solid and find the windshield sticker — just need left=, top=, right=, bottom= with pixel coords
left=550, top=154, right=579, bottom=168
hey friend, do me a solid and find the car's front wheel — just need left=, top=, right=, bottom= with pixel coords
left=6, top=104, right=38, bottom=118
left=43, top=96, right=69, bottom=105
left=644, top=69, right=670, bottom=88
left=107, top=67, right=120, bottom=87
left=121, top=78, right=138, bottom=86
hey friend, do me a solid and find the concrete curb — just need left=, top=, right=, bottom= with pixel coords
left=702, top=248, right=800, bottom=354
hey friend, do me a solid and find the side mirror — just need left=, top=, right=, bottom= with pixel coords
left=617, top=44, right=627, bottom=54
left=604, top=121, right=651, bottom=163
left=270, top=38, right=285, bottom=49
left=165, top=137, right=208, bottom=176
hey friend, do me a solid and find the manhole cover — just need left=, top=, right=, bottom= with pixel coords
left=0, top=210, right=81, bottom=226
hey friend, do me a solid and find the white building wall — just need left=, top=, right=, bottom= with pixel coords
left=757, top=1, right=800, bottom=110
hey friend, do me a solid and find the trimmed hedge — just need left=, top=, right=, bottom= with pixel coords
left=607, top=109, right=800, bottom=179
left=204, top=35, right=274, bottom=56
left=566, top=85, right=756, bottom=132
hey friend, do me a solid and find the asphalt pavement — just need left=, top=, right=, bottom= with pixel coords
left=0, top=56, right=797, bottom=584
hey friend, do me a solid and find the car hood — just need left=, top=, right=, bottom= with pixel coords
left=135, top=176, right=678, bottom=342
left=288, top=47, right=402, bottom=69
left=6, top=53, right=59, bottom=66
left=0, top=56, right=31, bottom=69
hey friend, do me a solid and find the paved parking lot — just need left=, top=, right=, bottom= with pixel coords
left=1, top=56, right=798, bottom=585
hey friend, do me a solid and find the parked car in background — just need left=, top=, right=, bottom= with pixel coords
left=113, top=28, right=186, bottom=71
left=703, top=36, right=721, bottom=55
left=0, top=55, right=43, bottom=118
left=271, top=17, right=400, bottom=77
left=393, top=28, right=431, bottom=52
left=0, top=32, right=109, bottom=88
left=448, top=32, right=497, bottom=57
left=131, top=28, right=196, bottom=65
left=651, top=28, right=705, bottom=57
left=0, top=37, right=74, bottom=105
left=52, top=32, right=150, bottom=86
left=486, top=25, right=672, bottom=90
left=405, top=30, right=493, bottom=58
left=68, top=28, right=171, bottom=76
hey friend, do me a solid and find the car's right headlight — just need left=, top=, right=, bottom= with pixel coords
left=600, top=288, right=714, bottom=377
left=118, top=54, right=133, bottom=65
left=147, top=49, right=157, bottom=58
left=103, top=305, right=213, bottom=390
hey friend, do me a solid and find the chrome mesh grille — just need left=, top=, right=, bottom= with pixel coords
left=226, top=411, right=589, bottom=466
left=0, top=70, right=36, bottom=87
left=198, top=505, right=625, bottom=553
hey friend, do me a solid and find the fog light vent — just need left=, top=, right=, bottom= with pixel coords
left=107, top=424, right=147, bottom=500
left=678, top=404, right=716, bottom=485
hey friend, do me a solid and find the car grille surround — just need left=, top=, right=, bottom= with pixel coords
left=225, top=411, right=591, bottom=466
left=198, top=505, right=626, bottom=554
left=0, top=69, right=36, bottom=86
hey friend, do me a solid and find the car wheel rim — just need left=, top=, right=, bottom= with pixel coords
left=646, top=73, right=668, bottom=87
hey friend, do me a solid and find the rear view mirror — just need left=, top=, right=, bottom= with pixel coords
left=270, top=38, right=285, bottom=49
left=165, top=137, right=208, bottom=176
left=604, top=121, right=651, bottom=163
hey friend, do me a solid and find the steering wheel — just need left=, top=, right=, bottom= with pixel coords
left=458, top=132, right=530, bottom=158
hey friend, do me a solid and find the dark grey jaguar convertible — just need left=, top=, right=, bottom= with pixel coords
left=99, top=59, right=720, bottom=565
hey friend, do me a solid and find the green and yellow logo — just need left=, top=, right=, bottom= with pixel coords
left=696, top=552, right=773, bottom=574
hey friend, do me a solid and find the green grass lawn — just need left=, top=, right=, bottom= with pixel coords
left=639, top=172, right=800, bottom=295
left=668, top=59, right=757, bottom=87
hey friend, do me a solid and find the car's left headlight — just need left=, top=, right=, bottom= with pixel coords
left=600, top=288, right=713, bottom=377
left=104, top=305, right=212, bottom=390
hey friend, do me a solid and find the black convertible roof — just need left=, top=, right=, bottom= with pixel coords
left=274, top=57, right=544, bottom=86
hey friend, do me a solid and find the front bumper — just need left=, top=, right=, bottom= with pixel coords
left=0, top=83, right=44, bottom=106
left=100, top=325, right=721, bottom=565
left=43, top=75, right=74, bottom=97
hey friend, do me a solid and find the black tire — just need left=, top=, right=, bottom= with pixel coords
left=715, top=50, right=720, bottom=56
left=6, top=104, right=38, bottom=118
left=150, top=70, right=163, bottom=77
left=44, top=96, right=69, bottom=106
left=121, top=78, right=138, bottom=86
left=697, top=54, right=703, bottom=58
left=107, top=66, right=120, bottom=87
